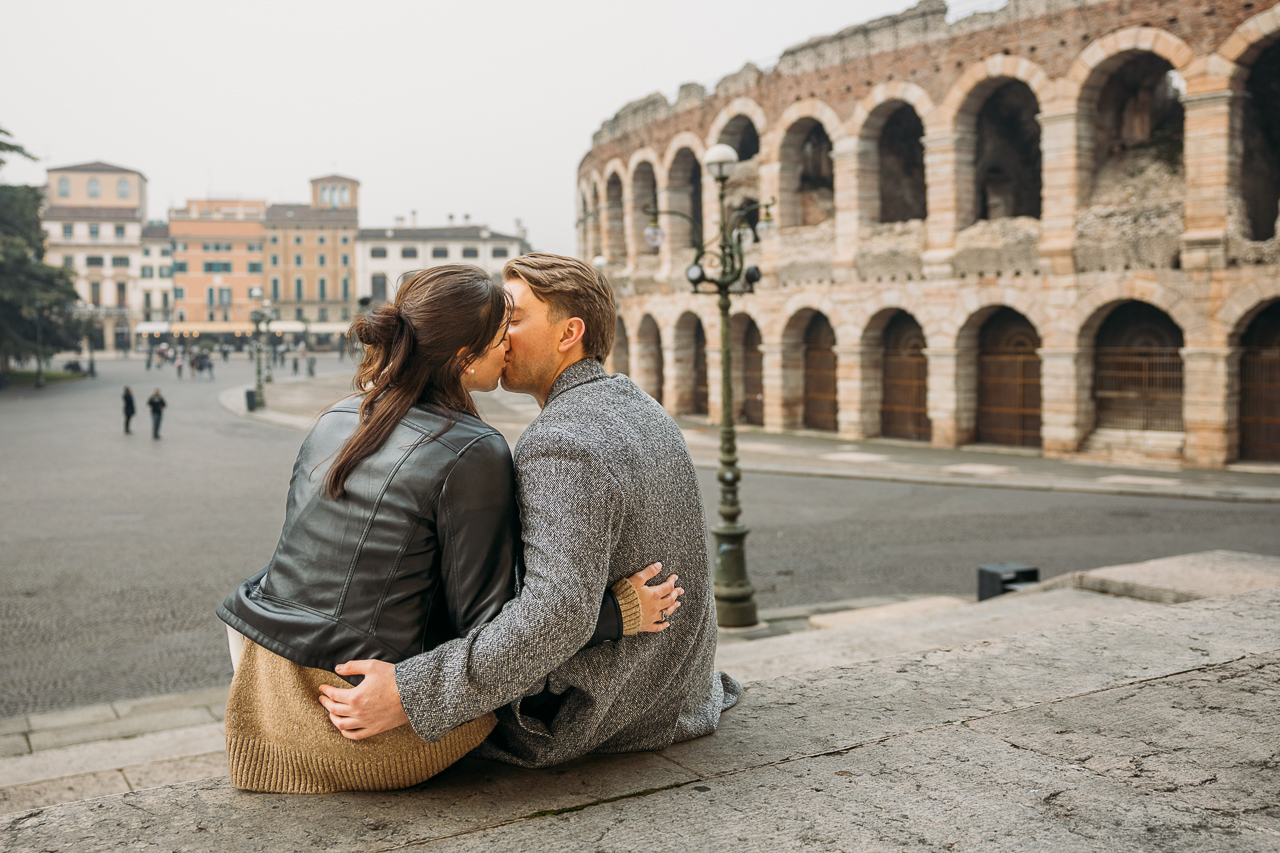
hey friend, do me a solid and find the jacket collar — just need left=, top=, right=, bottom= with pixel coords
left=544, top=358, right=605, bottom=407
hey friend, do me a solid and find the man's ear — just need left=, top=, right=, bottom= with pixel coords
left=558, top=317, right=586, bottom=353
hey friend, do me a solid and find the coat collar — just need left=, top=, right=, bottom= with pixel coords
left=544, top=358, right=605, bottom=407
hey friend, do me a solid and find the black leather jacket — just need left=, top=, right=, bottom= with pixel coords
left=217, top=399, right=624, bottom=676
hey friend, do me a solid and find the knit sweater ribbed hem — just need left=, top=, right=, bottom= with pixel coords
left=225, top=639, right=495, bottom=793
left=611, top=576, right=644, bottom=635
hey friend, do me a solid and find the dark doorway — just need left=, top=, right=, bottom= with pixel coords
left=882, top=312, right=930, bottom=440
left=1093, top=301, right=1184, bottom=431
left=977, top=308, right=1042, bottom=447
left=803, top=313, right=837, bottom=431
left=741, top=318, right=764, bottom=426
left=1241, top=301, right=1280, bottom=460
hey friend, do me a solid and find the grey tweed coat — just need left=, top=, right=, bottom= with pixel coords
left=395, top=358, right=740, bottom=767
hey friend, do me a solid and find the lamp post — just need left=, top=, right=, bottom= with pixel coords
left=642, top=142, right=775, bottom=628
left=250, top=305, right=270, bottom=408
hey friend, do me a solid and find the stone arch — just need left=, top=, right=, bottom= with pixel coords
left=603, top=162, right=627, bottom=263
left=1081, top=299, right=1186, bottom=436
left=865, top=309, right=931, bottom=441
left=1236, top=299, right=1280, bottom=460
left=610, top=315, right=630, bottom=376
left=1069, top=279, right=1206, bottom=347
left=934, top=56, right=1052, bottom=231
left=957, top=305, right=1043, bottom=447
left=780, top=308, right=838, bottom=431
left=1237, top=37, right=1280, bottom=242
left=666, top=146, right=704, bottom=249
left=771, top=101, right=845, bottom=229
left=849, top=83, right=935, bottom=226
left=730, top=312, right=764, bottom=425
left=634, top=314, right=663, bottom=402
left=673, top=310, right=709, bottom=415
left=1218, top=277, right=1280, bottom=342
left=627, top=149, right=662, bottom=261
left=706, top=97, right=768, bottom=152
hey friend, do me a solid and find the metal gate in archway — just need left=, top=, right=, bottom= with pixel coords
left=741, top=320, right=764, bottom=426
left=1241, top=302, right=1280, bottom=460
left=976, top=308, right=1042, bottom=447
left=693, top=322, right=708, bottom=415
left=803, top=314, right=838, bottom=431
left=881, top=312, right=930, bottom=440
left=1093, top=302, right=1184, bottom=432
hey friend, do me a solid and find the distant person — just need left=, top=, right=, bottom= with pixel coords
left=306, top=356, right=316, bottom=377
left=122, top=387, right=136, bottom=434
left=147, top=389, right=166, bottom=439
left=175, top=356, right=184, bottom=380
left=206, top=355, right=215, bottom=381
left=145, top=350, right=153, bottom=371
left=291, top=355, right=299, bottom=376
left=222, top=345, right=230, bottom=363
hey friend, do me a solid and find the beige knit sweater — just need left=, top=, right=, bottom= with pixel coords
left=224, top=577, right=642, bottom=793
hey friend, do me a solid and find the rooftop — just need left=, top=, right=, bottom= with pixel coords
left=41, top=205, right=142, bottom=222
left=357, top=226, right=521, bottom=241
left=265, top=204, right=359, bottom=226
left=47, top=161, right=144, bottom=177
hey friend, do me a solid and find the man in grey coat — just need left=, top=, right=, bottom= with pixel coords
left=318, top=253, right=740, bottom=767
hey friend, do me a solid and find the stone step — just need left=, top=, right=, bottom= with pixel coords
left=715, top=588, right=1164, bottom=684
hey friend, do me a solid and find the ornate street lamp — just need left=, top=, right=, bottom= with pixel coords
left=643, top=142, right=776, bottom=628
left=250, top=302, right=271, bottom=408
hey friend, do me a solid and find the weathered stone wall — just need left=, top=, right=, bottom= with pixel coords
left=578, top=0, right=1280, bottom=468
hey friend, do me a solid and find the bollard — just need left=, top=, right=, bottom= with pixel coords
left=245, top=389, right=257, bottom=412
left=977, top=563, right=1039, bottom=601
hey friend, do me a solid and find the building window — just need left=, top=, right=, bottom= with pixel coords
left=202, top=242, right=232, bottom=252
left=160, top=248, right=170, bottom=256
left=116, top=281, right=127, bottom=307
left=371, top=273, right=387, bottom=301
left=159, top=265, right=171, bottom=278
left=293, top=235, right=302, bottom=245
left=222, top=308, right=229, bottom=322
left=208, top=309, right=215, bottom=321
left=462, top=247, right=479, bottom=258
left=141, top=265, right=154, bottom=278
left=173, top=261, right=187, bottom=273
left=62, top=223, right=73, bottom=238
left=432, top=247, right=448, bottom=258
left=318, top=307, right=328, bottom=321
left=318, top=278, right=327, bottom=301
left=173, top=287, right=185, bottom=300
left=318, top=236, right=326, bottom=245
left=370, top=247, right=387, bottom=258
left=492, top=247, right=508, bottom=258
left=294, top=278, right=303, bottom=301
left=341, top=277, right=350, bottom=300
left=341, top=186, right=350, bottom=204
left=342, top=306, right=350, bottom=320
left=144, top=292, right=152, bottom=309
left=57, top=177, right=69, bottom=197
left=117, top=178, right=129, bottom=199
left=341, top=254, right=349, bottom=266
left=248, top=262, right=262, bottom=273
left=219, top=287, right=232, bottom=306
left=293, top=254, right=303, bottom=266
left=271, top=278, right=280, bottom=300
left=401, top=247, right=418, bottom=258
left=207, top=287, right=215, bottom=306
left=177, top=309, right=186, bottom=321
left=142, top=247, right=151, bottom=257
left=114, top=225, right=125, bottom=239
left=295, top=308, right=304, bottom=320
left=112, top=256, right=129, bottom=267
left=271, top=254, right=279, bottom=266
left=341, top=235, right=349, bottom=245
left=89, top=224, right=99, bottom=239
left=202, top=262, right=232, bottom=273
left=318, top=254, right=327, bottom=267
left=62, top=255, right=74, bottom=268
left=270, top=235, right=279, bottom=245
left=88, top=178, right=100, bottom=198
left=90, top=282, right=101, bottom=305
left=86, top=256, right=104, bottom=267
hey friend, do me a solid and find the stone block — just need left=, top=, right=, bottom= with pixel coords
left=25, top=704, right=116, bottom=732
left=0, top=722, right=226, bottom=788
left=0, top=736, right=29, bottom=759
left=121, top=752, right=228, bottom=790
left=0, top=718, right=27, bottom=738
left=0, top=770, right=130, bottom=817
left=28, top=707, right=218, bottom=752
left=111, top=686, right=229, bottom=719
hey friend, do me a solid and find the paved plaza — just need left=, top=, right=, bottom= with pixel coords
left=3, top=352, right=1280, bottom=720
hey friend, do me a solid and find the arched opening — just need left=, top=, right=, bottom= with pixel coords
left=879, top=104, right=927, bottom=223
left=611, top=316, right=630, bottom=376
left=1240, top=301, right=1280, bottom=460
left=735, top=314, right=764, bottom=425
left=588, top=185, right=602, bottom=259
left=975, top=81, right=1041, bottom=221
left=605, top=173, right=625, bottom=262
left=1093, top=301, right=1184, bottom=431
left=674, top=311, right=708, bottom=415
left=1242, top=40, right=1280, bottom=242
left=803, top=313, right=837, bottom=431
left=630, top=162, right=658, bottom=256
left=636, top=315, right=663, bottom=403
left=780, top=118, right=834, bottom=228
left=1077, top=52, right=1185, bottom=271
left=719, top=115, right=760, bottom=160
left=667, top=149, right=703, bottom=248
left=977, top=308, right=1042, bottom=447
left=881, top=311, right=930, bottom=440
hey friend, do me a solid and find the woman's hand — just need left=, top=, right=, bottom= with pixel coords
left=629, top=562, right=683, bottom=633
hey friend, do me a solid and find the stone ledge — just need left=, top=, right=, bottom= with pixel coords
left=5, top=587, right=1278, bottom=852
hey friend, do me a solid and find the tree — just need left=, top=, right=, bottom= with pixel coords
left=0, top=126, right=79, bottom=385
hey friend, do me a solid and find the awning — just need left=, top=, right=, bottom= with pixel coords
left=168, top=322, right=256, bottom=334
left=133, top=322, right=170, bottom=334
left=263, top=321, right=353, bottom=335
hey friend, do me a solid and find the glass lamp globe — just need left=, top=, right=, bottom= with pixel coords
left=643, top=224, right=665, bottom=248
left=704, top=144, right=738, bottom=180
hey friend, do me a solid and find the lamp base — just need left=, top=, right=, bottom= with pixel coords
left=712, top=522, right=758, bottom=628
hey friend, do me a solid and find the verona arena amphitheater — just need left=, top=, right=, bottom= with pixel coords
left=575, top=0, right=1280, bottom=468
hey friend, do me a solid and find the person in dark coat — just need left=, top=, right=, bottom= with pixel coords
left=147, top=389, right=166, bottom=439
left=122, top=387, right=136, bottom=434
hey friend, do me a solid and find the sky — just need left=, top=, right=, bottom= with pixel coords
left=0, top=0, right=991, bottom=255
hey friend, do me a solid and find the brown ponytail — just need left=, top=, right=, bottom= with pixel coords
left=325, top=265, right=508, bottom=499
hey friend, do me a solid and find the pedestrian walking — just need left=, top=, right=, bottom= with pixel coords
left=122, top=387, right=136, bottom=434
left=176, top=356, right=184, bottom=380
left=306, top=356, right=316, bottom=377
left=291, top=355, right=299, bottom=376
left=147, top=389, right=167, bottom=439
left=222, top=345, right=230, bottom=363
left=145, top=350, right=153, bottom=371
left=206, top=355, right=215, bottom=381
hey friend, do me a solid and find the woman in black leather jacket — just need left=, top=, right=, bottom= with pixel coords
left=216, top=265, right=677, bottom=794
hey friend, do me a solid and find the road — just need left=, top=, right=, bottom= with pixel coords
left=2, top=353, right=1278, bottom=717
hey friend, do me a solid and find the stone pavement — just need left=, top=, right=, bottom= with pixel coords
left=4, top=580, right=1278, bottom=851
left=218, top=373, right=1280, bottom=503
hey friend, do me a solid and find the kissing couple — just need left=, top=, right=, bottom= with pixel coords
left=217, top=253, right=741, bottom=792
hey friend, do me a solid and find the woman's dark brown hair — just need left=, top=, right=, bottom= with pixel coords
left=325, top=265, right=508, bottom=499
